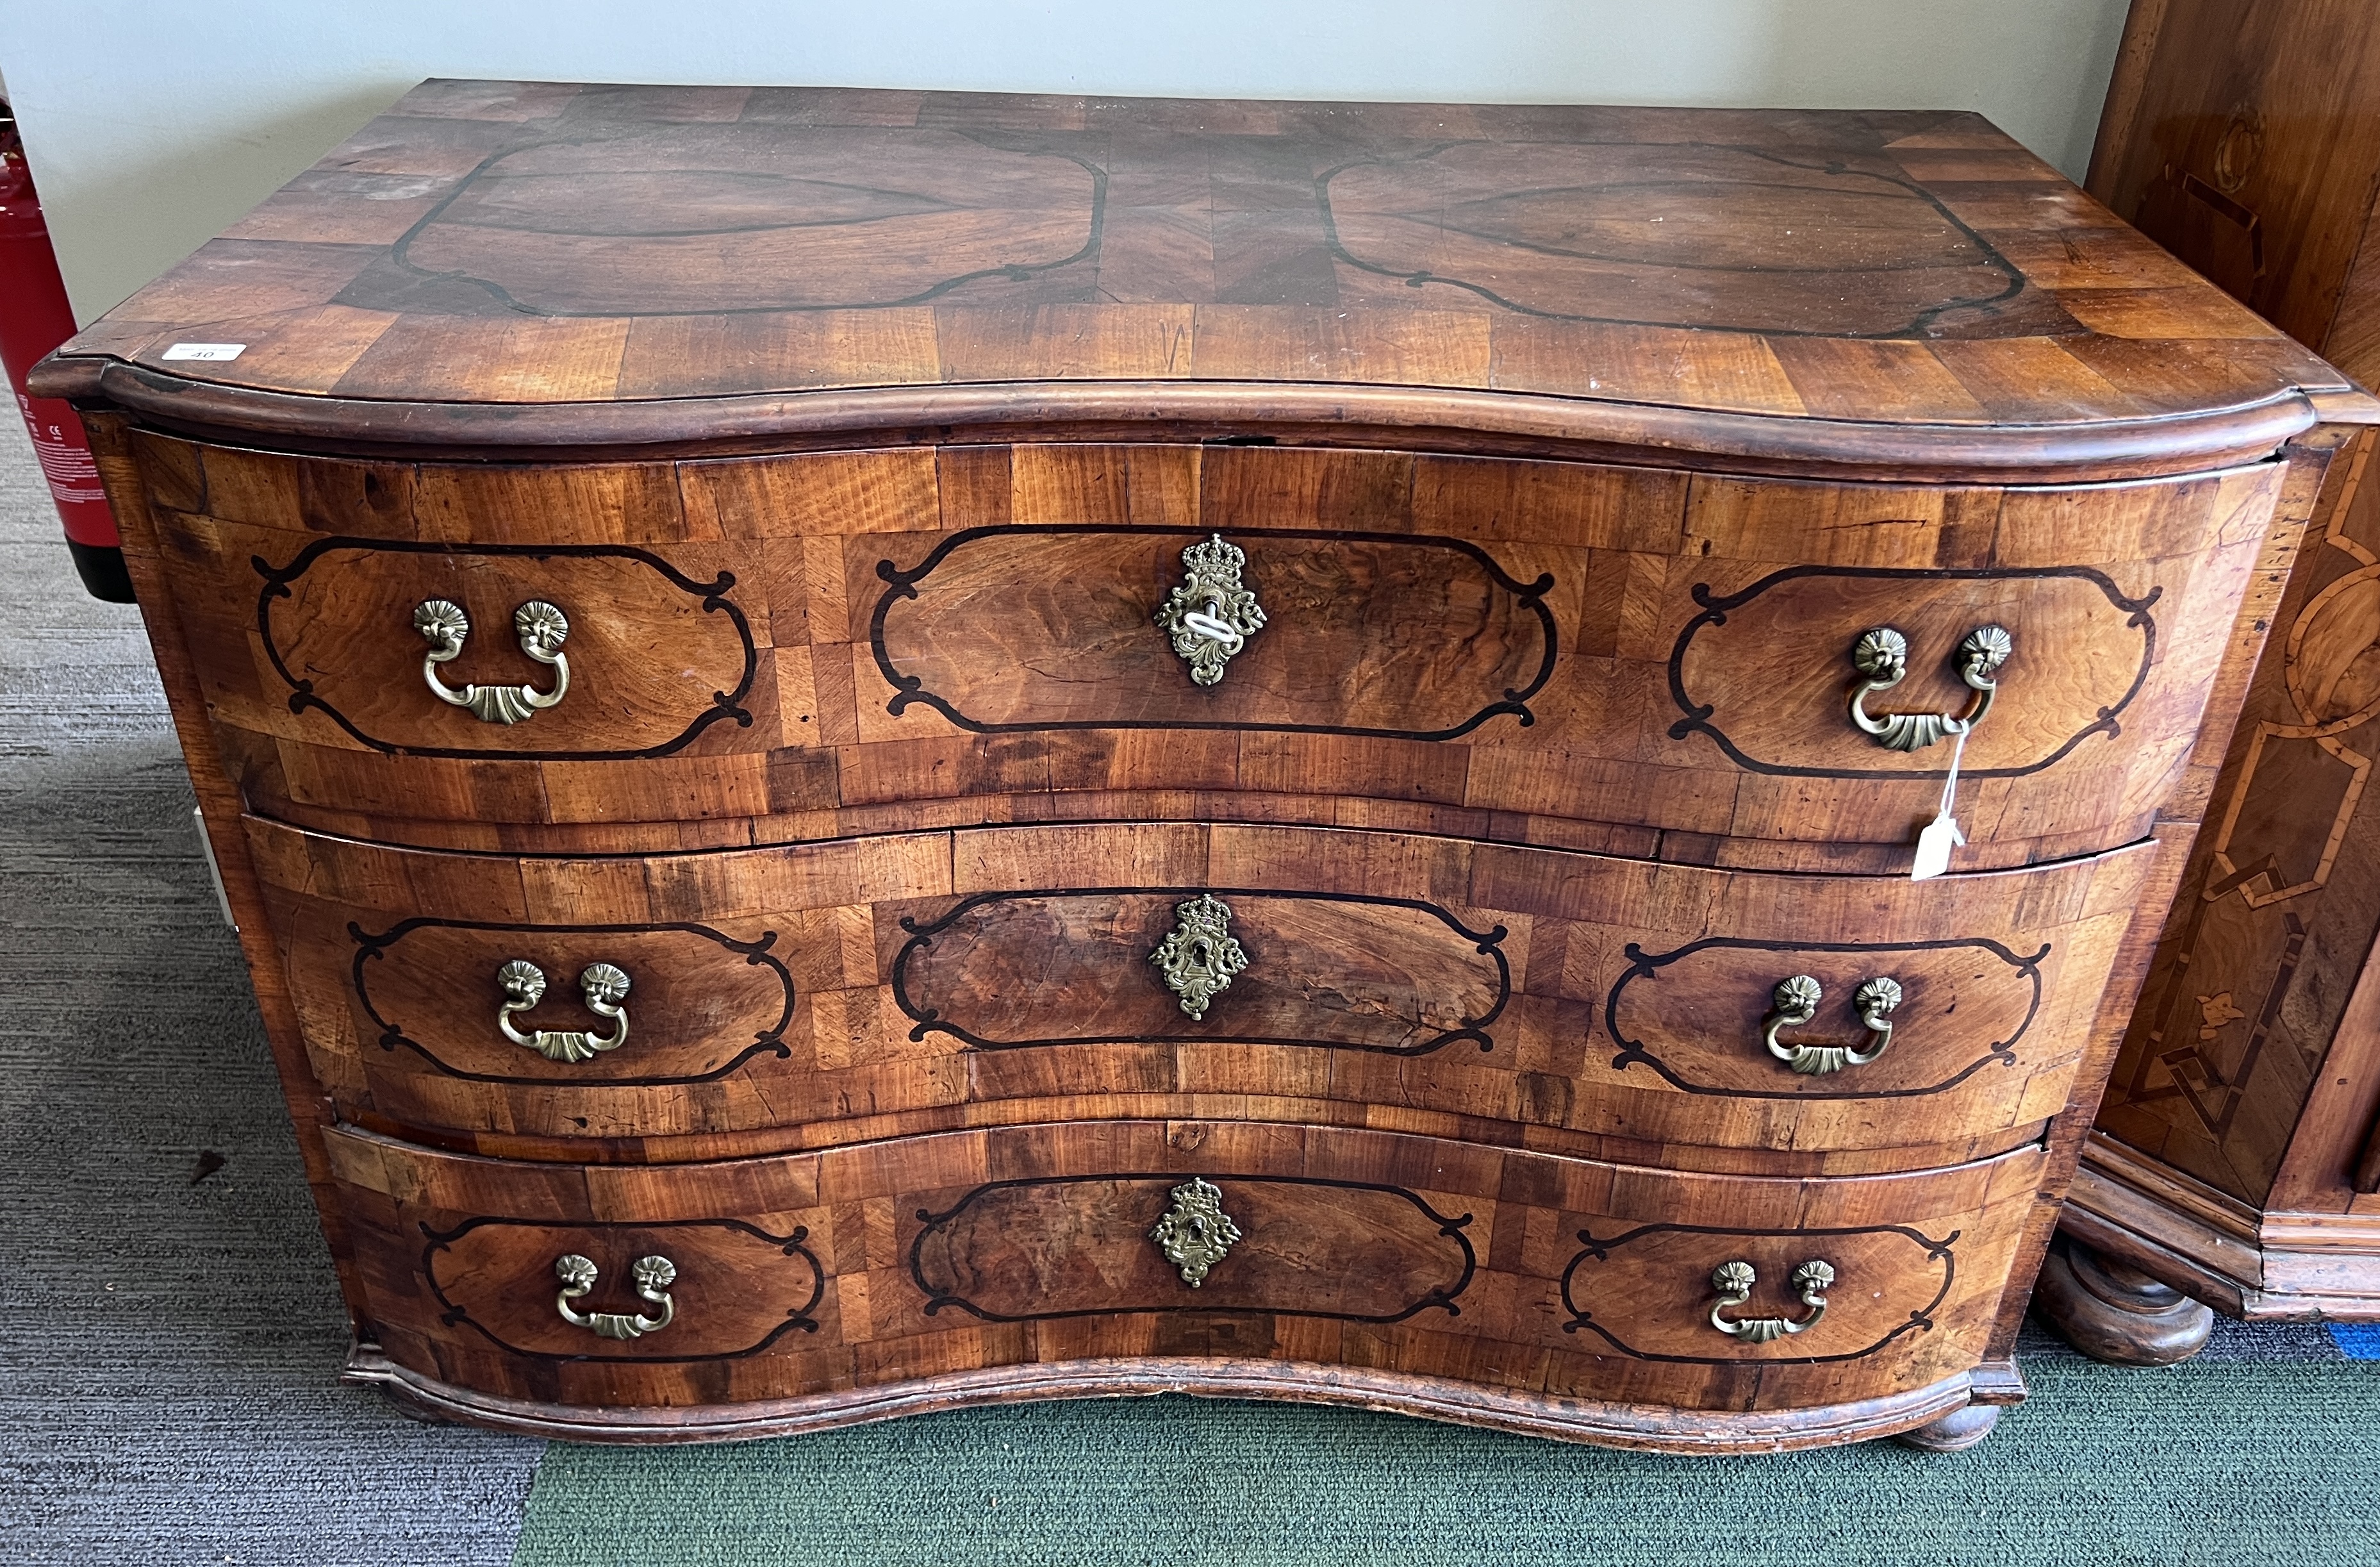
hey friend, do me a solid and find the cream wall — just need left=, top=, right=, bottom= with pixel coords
left=0, top=0, right=2133, bottom=325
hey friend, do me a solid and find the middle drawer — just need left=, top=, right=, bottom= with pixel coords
left=254, top=818, right=2153, bottom=1170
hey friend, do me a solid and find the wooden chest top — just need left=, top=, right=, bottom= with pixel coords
left=35, top=81, right=2377, bottom=474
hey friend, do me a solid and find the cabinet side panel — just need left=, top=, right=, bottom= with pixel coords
left=84, top=411, right=368, bottom=1322
left=2085, top=0, right=2380, bottom=355
left=2099, top=431, right=2380, bottom=1209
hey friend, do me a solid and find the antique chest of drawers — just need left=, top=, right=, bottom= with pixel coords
left=34, top=80, right=2377, bottom=1452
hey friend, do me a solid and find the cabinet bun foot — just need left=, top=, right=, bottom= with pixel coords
left=1893, top=1402, right=1999, bottom=1452
left=2033, top=1236, right=2214, bottom=1366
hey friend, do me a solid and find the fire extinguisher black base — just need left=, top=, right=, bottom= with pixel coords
left=66, top=538, right=135, bottom=603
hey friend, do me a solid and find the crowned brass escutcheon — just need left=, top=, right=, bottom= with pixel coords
left=1149, top=1177, right=1243, bottom=1288
left=1154, top=534, right=1266, bottom=686
left=496, top=958, right=632, bottom=1063
left=1847, top=624, right=2012, bottom=752
left=1150, top=894, right=1250, bottom=1020
left=414, top=597, right=573, bottom=724
left=554, top=1252, right=678, bottom=1339
left=1708, top=1258, right=1835, bottom=1342
left=1761, top=974, right=1903, bottom=1075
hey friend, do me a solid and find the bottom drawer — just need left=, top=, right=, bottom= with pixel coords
left=330, top=1120, right=2043, bottom=1445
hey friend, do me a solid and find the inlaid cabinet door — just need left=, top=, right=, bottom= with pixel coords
left=327, top=1120, right=2042, bottom=1425
left=256, top=817, right=2152, bottom=1170
left=142, top=435, right=2282, bottom=870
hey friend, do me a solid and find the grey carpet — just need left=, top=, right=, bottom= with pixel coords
left=0, top=415, right=542, bottom=1564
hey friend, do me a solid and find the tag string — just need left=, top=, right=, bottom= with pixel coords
left=1938, top=729, right=1967, bottom=820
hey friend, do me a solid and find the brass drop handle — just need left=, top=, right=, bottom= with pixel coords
left=1709, top=1259, right=1834, bottom=1342
left=414, top=598, right=572, bottom=724
left=1762, top=974, right=1902, bottom=1075
left=1154, top=533, right=1266, bottom=686
left=1848, top=624, right=2012, bottom=752
left=1150, top=1177, right=1243, bottom=1288
left=497, top=959, right=631, bottom=1063
left=554, top=1253, right=676, bottom=1340
left=1150, top=894, right=1250, bottom=1020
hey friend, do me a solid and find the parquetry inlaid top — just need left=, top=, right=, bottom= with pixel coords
left=32, top=80, right=2378, bottom=463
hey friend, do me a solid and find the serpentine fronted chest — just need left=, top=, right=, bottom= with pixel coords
left=35, top=80, right=2377, bottom=1451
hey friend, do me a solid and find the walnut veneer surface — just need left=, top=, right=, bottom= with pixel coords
left=2050, top=0, right=2380, bottom=1333
left=33, top=80, right=2380, bottom=1450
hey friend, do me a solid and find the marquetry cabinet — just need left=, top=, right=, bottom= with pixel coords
left=2035, top=0, right=2380, bottom=1355
left=34, top=80, right=2377, bottom=1451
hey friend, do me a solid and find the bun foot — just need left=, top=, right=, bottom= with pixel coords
left=1896, top=1402, right=1999, bottom=1452
left=2034, top=1236, right=2213, bottom=1365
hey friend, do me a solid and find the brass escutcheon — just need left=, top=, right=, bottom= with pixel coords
left=1149, top=1177, right=1243, bottom=1288
left=1150, top=895, right=1249, bottom=1020
left=1154, top=535, right=1266, bottom=686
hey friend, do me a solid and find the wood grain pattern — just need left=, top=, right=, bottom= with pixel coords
left=74, top=411, right=375, bottom=1322
left=324, top=1118, right=2043, bottom=1435
left=2051, top=3, right=2380, bottom=1331
left=895, top=890, right=1508, bottom=1056
left=2087, top=1, right=2380, bottom=383
left=144, top=435, right=2288, bottom=873
left=2063, top=1132, right=2380, bottom=1317
left=873, top=527, right=1555, bottom=738
left=911, top=1176, right=1473, bottom=1323
left=255, top=816, right=2150, bottom=1172
left=28, top=84, right=2375, bottom=481
left=248, top=536, right=761, bottom=759
left=2096, top=460, right=2380, bottom=1209
left=422, top=1215, right=824, bottom=1361
left=2074, top=436, right=2380, bottom=1319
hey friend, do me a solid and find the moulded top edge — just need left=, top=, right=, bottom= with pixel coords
left=29, top=358, right=2361, bottom=485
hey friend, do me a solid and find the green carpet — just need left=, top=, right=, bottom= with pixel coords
left=513, top=1353, right=2380, bottom=1566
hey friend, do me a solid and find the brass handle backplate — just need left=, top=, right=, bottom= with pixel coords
left=1762, top=974, right=1902, bottom=1075
left=554, top=1252, right=677, bottom=1339
left=497, top=959, right=631, bottom=1063
left=1708, top=1259, right=1834, bottom=1342
left=1154, top=534, right=1266, bottom=686
left=1848, top=624, right=2012, bottom=752
left=1150, top=1177, right=1243, bottom=1288
left=1150, top=894, right=1249, bottom=1020
left=415, top=598, right=572, bottom=724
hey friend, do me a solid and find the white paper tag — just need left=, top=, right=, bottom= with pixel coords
left=1912, top=812, right=1967, bottom=881
left=161, top=342, right=245, bottom=361
left=1912, top=729, right=1969, bottom=881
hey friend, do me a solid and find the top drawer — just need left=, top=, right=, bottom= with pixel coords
left=135, top=436, right=2282, bottom=867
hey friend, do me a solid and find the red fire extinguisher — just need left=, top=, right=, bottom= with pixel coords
left=0, top=99, right=131, bottom=602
